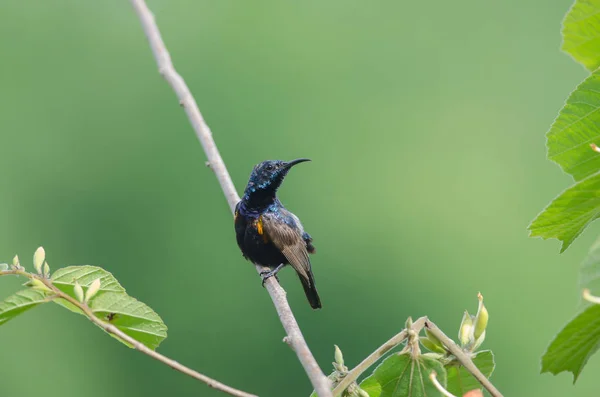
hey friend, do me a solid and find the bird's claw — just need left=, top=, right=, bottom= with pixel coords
left=260, top=264, right=285, bottom=287
left=260, top=271, right=279, bottom=286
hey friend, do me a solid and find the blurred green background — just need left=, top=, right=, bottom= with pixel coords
left=0, top=0, right=592, bottom=396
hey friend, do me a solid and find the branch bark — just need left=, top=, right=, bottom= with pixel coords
left=330, top=316, right=427, bottom=396
left=129, top=1, right=332, bottom=396
left=0, top=269, right=256, bottom=397
left=425, top=320, right=503, bottom=397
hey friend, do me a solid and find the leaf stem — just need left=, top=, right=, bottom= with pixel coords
left=583, top=288, right=600, bottom=304
left=330, top=316, right=427, bottom=397
left=425, top=320, right=503, bottom=397
left=128, top=1, right=332, bottom=396
left=0, top=270, right=257, bottom=397
left=430, top=371, right=457, bottom=397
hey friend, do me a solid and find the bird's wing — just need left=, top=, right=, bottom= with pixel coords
left=261, top=212, right=311, bottom=282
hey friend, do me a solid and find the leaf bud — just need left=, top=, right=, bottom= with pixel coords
left=334, top=345, right=344, bottom=367
left=85, top=278, right=101, bottom=302
left=425, top=327, right=444, bottom=350
left=459, top=310, right=474, bottom=346
left=472, top=330, right=486, bottom=351
left=74, top=281, right=84, bottom=303
left=33, top=247, right=45, bottom=274
left=474, top=292, right=488, bottom=340
left=26, top=278, right=52, bottom=292
left=358, top=388, right=370, bottom=397
left=419, top=336, right=446, bottom=354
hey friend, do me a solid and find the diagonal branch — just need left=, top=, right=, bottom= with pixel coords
left=0, top=269, right=256, bottom=397
left=129, top=1, right=332, bottom=396
left=425, top=320, right=503, bottom=397
left=330, top=316, right=427, bottom=396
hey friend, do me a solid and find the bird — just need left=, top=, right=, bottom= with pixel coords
left=234, top=159, right=321, bottom=309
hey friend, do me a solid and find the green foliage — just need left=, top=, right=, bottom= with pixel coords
left=529, top=0, right=600, bottom=252
left=0, top=251, right=167, bottom=351
left=359, top=377, right=381, bottom=397
left=532, top=0, right=600, bottom=383
left=546, top=72, right=600, bottom=181
left=542, top=304, right=600, bottom=382
left=361, top=353, right=445, bottom=397
left=445, top=351, right=495, bottom=396
left=52, top=265, right=126, bottom=295
left=580, top=235, right=600, bottom=295
left=0, top=289, right=50, bottom=326
left=325, top=299, right=495, bottom=397
left=529, top=169, right=600, bottom=252
left=538, top=211, right=600, bottom=383
left=562, top=0, right=600, bottom=71
left=90, top=292, right=167, bottom=350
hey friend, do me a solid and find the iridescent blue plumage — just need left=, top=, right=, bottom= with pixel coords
left=234, top=159, right=321, bottom=309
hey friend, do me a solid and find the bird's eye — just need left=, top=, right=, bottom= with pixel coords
left=266, top=164, right=274, bottom=171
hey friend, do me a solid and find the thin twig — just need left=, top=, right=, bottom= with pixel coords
left=331, top=316, right=427, bottom=397
left=128, top=1, right=332, bottom=396
left=0, top=270, right=256, bottom=397
left=425, top=320, right=503, bottom=397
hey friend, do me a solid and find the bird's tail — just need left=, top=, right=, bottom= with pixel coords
left=299, top=269, right=322, bottom=309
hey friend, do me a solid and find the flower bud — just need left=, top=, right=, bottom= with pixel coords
left=0, top=263, right=8, bottom=271
left=43, top=261, right=50, bottom=277
left=12, top=255, right=19, bottom=268
left=74, top=281, right=84, bottom=303
left=33, top=247, right=45, bottom=274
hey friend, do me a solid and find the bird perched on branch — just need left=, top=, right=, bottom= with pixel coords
left=234, top=159, right=321, bottom=309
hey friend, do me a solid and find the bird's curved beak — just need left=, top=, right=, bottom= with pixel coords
left=283, top=158, right=311, bottom=169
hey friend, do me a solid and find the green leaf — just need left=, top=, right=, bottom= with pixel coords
left=445, top=350, right=495, bottom=396
left=359, top=376, right=382, bottom=397
left=51, top=265, right=167, bottom=349
left=542, top=304, right=600, bottom=382
left=0, top=289, right=51, bottom=326
left=365, top=352, right=446, bottom=397
left=531, top=70, right=600, bottom=252
left=90, top=292, right=167, bottom=350
left=547, top=71, right=600, bottom=181
left=580, top=235, right=600, bottom=296
left=528, top=171, right=600, bottom=252
left=52, top=265, right=125, bottom=297
left=562, top=0, right=600, bottom=71
left=53, top=297, right=85, bottom=315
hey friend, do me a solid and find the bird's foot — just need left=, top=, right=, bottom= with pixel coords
left=260, top=263, right=285, bottom=287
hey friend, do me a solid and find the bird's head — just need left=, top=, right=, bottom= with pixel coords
left=243, top=158, right=310, bottom=204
